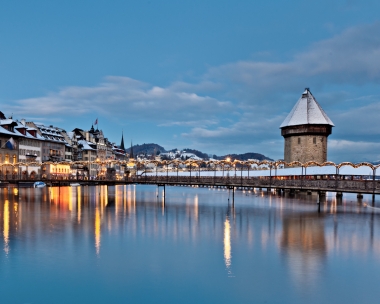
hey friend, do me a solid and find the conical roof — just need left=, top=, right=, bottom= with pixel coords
left=280, top=88, right=334, bottom=128
left=120, top=131, right=125, bottom=151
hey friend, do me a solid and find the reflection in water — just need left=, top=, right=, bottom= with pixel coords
left=281, top=214, right=326, bottom=289
left=1, top=185, right=380, bottom=303
left=95, top=207, right=101, bottom=255
left=3, top=200, right=9, bottom=255
left=224, top=216, right=232, bottom=272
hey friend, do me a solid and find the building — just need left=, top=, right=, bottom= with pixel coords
left=26, top=122, right=67, bottom=162
left=16, top=120, right=44, bottom=177
left=0, top=113, right=20, bottom=175
left=280, top=88, right=334, bottom=164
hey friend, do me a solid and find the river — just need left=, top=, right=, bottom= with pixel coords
left=1, top=185, right=380, bottom=303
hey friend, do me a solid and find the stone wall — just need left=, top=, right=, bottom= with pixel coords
left=284, top=135, right=327, bottom=163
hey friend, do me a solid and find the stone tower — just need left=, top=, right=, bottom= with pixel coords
left=280, top=88, right=334, bottom=164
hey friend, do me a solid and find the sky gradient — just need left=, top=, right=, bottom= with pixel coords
left=1, top=0, right=380, bottom=162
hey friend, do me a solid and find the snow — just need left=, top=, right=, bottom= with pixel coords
left=139, top=165, right=378, bottom=177
left=280, top=88, right=334, bottom=128
left=78, top=140, right=95, bottom=150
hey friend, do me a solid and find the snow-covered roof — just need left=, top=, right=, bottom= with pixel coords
left=0, top=119, right=16, bottom=125
left=280, top=88, right=334, bottom=128
left=78, top=139, right=95, bottom=150
left=0, top=126, right=16, bottom=135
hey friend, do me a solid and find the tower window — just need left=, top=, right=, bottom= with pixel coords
left=313, top=137, right=316, bottom=144
left=298, top=138, right=301, bottom=144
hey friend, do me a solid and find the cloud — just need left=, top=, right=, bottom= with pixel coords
left=204, top=22, right=380, bottom=104
left=329, top=139, right=380, bottom=162
left=3, top=22, right=380, bottom=161
left=3, top=76, right=233, bottom=125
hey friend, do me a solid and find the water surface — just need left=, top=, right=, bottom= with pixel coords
left=1, top=185, right=380, bottom=303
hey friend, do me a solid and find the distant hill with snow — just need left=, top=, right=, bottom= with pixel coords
left=214, top=152, right=273, bottom=161
left=126, top=143, right=272, bottom=161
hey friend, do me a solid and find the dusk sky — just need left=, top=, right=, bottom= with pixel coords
left=1, top=0, right=380, bottom=162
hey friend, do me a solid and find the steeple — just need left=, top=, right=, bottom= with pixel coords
left=120, top=131, right=125, bottom=151
left=130, top=141, right=134, bottom=159
left=89, top=124, right=95, bottom=133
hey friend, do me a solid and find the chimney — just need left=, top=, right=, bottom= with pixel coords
left=21, top=119, right=26, bottom=126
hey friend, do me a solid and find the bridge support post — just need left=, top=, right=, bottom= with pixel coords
left=228, top=186, right=235, bottom=206
left=357, top=193, right=363, bottom=199
left=336, top=192, right=343, bottom=198
left=157, top=184, right=166, bottom=201
left=307, top=190, right=312, bottom=195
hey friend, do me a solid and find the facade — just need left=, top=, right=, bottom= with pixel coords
left=16, top=120, right=43, bottom=176
left=41, top=163, right=71, bottom=179
left=280, top=89, right=334, bottom=164
left=26, top=122, right=67, bottom=162
left=0, top=116, right=19, bottom=175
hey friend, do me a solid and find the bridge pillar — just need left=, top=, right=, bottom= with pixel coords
left=318, top=191, right=326, bottom=203
left=336, top=192, right=343, bottom=198
left=289, top=189, right=295, bottom=195
left=357, top=193, right=363, bottom=199
left=307, top=190, right=312, bottom=195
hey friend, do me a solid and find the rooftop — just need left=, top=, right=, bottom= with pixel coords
left=280, top=88, right=334, bottom=128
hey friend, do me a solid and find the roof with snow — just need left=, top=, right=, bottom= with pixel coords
left=78, top=139, right=95, bottom=150
left=280, top=88, right=334, bottom=128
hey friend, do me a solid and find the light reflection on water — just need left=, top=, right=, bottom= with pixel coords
left=1, top=185, right=380, bottom=303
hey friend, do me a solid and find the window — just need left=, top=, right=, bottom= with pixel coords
left=313, top=137, right=316, bottom=144
left=5, top=154, right=9, bottom=163
left=298, top=138, right=301, bottom=144
left=13, top=155, right=16, bottom=164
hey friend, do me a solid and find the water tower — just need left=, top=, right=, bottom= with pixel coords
left=280, top=88, right=334, bottom=164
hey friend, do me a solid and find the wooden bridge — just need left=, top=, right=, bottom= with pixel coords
left=1, top=174, right=379, bottom=197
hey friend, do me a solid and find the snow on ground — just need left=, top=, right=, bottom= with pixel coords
left=138, top=165, right=377, bottom=177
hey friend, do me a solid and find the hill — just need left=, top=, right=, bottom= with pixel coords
left=125, top=143, right=166, bottom=156
left=126, top=143, right=273, bottom=161
left=214, top=152, right=273, bottom=161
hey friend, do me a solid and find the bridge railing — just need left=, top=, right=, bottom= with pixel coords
left=1, top=174, right=380, bottom=192
left=131, top=175, right=380, bottom=192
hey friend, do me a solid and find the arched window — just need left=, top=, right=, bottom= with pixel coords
left=13, top=155, right=16, bottom=164
left=5, top=154, right=9, bottom=163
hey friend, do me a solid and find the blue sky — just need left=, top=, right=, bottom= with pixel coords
left=1, top=0, right=380, bottom=162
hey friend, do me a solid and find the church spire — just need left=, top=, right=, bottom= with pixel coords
left=120, top=131, right=125, bottom=151
left=130, top=141, right=134, bottom=159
